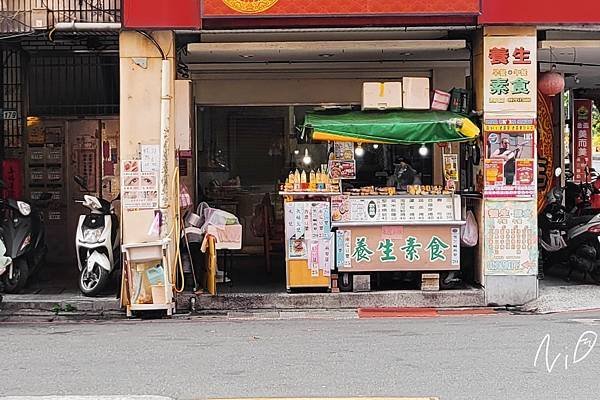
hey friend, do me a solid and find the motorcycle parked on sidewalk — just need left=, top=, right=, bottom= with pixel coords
left=0, top=230, right=13, bottom=298
left=565, top=167, right=600, bottom=216
left=539, top=168, right=600, bottom=283
left=74, top=176, right=120, bottom=296
left=0, top=184, right=51, bottom=293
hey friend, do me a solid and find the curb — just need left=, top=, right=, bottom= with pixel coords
left=358, top=307, right=500, bottom=318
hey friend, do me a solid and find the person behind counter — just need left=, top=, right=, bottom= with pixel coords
left=387, top=158, right=422, bottom=191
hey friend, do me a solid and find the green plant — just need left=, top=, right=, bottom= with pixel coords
left=51, top=303, right=78, bottom=315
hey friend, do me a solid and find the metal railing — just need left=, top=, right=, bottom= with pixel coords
left=46, top=0, right=121, bottom=26
left=0, top=1, right=34, bottom=34
left=0, top=0, right=120, bottom=34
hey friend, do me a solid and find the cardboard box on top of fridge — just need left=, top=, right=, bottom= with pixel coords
left=431, top=89, right=451, bottom=111
left=402, top=77, right=430, bottom=110
left=362, top=82, right=403, bottom=110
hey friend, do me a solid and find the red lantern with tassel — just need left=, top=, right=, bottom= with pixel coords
left=538, top=70, right=565, bottom=97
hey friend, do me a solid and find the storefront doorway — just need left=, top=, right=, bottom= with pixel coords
left=183, top=31, right=483, bottom=296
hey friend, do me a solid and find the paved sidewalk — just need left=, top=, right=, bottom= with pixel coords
left=522, top=276, right=600, bottom=313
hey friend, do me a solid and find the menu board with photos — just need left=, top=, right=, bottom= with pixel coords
left=331, top=195, right=458, bottom=224
left=284, top=201, right=333, bottom=276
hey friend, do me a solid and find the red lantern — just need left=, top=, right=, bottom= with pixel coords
left=538, top=71, right=565, bottom=97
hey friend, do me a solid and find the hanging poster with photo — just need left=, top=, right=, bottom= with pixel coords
left=121, top=160, right=159, bottom=209
left=483, top=118, right=536, bottom=198
left=443, top=154, right=459, bottom=191
left=328, top=160, right=356, bottom=180
left=333, top=142, right=355, bottom=160
left=484, top=200, right=537, bottom=275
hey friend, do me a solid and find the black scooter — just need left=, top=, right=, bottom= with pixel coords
left=0, top=184, right=51, bottom=293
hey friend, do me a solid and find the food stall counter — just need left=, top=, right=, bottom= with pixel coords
left=332, top=192, right=463, bottom=273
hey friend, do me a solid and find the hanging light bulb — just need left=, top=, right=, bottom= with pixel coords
left=373, top=143, right=379, bottom=149
left=419, top=144, right=429, bottom=157
left=302, top=148, right=312, bottom=165
left=293, top=149, right=300, bottom=155
left=355, top=143, right=365, bottom=157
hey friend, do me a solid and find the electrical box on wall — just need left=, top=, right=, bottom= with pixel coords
left=175, top=80, right=193, bottom=152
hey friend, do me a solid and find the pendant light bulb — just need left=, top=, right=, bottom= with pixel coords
left=373, top=144, right=380, bottom=149
left=355, top=143, right=365, bottom=157
left=302, top=148, right=312, bottom=165
left=419, top=144, right=429, bottom=157
left=293, top=149, right=300, bottom=155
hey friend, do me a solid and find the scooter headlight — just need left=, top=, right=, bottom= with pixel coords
left=82, top=227, right=104, bottom=244
left=17, top=201, right=31, bottom=216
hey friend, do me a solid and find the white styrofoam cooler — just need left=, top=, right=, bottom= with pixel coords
left=402, top=77, right=431, bottom=110
left=362, top=82, right=403, bottom=110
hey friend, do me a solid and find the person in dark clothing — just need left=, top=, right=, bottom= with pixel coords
left=492, top=138, right=520, bottom=185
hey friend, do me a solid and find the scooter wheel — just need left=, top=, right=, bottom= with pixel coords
left=79, top=264, right=110, bottom=297
left=2, top=259, right=29, bottom=294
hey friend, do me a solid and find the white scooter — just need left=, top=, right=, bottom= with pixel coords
left=0, top=234, right=12, bottom=298
left=74, top=176, right=120, bottom=296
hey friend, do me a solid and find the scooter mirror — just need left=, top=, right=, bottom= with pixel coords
left=555, top=167, right=562, bottom=177
left=74, top=175, right=89, bottom=191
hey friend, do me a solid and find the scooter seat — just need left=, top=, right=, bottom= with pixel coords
left=565, top=215, right=595, bottom=229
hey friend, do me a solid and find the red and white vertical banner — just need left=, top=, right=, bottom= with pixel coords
left=573, top=99, right=593, bottom=184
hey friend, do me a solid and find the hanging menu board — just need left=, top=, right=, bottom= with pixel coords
left=284, top=201, right=333, bottom=276
left=331, top=195, right=457, bottom=224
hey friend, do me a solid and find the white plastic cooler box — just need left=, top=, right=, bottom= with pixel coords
left=402, top=77, right=431, bottom=110
left=361, top=82, right=403, bottom=110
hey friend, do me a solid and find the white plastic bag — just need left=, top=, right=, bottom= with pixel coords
left=460, top=210, right=478, bottom=247
left=196, top=202, right=239, bottom=233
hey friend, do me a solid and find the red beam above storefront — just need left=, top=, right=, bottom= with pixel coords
left=203, top=0, right=481, bottom=17
left=123, top=0, right=201, bottom=29
left=480, top=0, right=600, bottom=24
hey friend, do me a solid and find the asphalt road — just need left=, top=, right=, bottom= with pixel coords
left=2, top=311, right=600, bottom=400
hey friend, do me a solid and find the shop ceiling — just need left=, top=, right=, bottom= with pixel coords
left=183, top=38, right=470, bottom=76
left=539, top=30, right=600, bottom=90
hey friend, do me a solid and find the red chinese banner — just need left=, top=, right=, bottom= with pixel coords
left=203, top=0, right=480, bottom=17
left=573, top=100, right=593, bottom=184
left=2, top=159, right=23, bottom=200
left=537, top=92, right=555, bottom=213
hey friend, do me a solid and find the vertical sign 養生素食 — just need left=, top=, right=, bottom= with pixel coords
left=483, top=118, right=536, bottom=198
left=484, top=200, right=537, bottom=275
left=573, top=100, right=593, bottom=184
left=484, top=36, right=537, bottom=114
